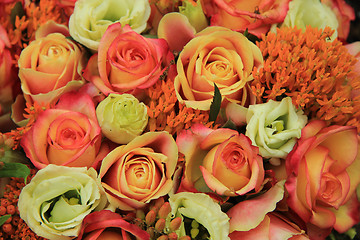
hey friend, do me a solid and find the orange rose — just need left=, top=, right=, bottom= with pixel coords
left=83, top=23, right=174, bottom=96
left=174, top=26, right=262, bottom=110
left=201, top=0, right=291, bottom=37
left=99, top=131, right=178, bottom=210
left=176, top=124, right=264, bottom=196
left=20, top=92, right=102, bottom=169
left=18, top=22, right=86, bottom=105
left=285, top=120, right=360, bottom=239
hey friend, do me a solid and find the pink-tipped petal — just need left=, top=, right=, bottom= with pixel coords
left=158, top=12, right=196, bottom=52
left=227, top=180, right=285, bottom=232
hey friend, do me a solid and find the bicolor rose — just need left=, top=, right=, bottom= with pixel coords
left=245, top=97, right=307, bottom=159
left=285, top=120, right=360, bottom=238
left=167, top=192, right=230, bottom=240
left=201, top=0, right=291, bottom=37
left=99, top=131, right=178, bottom=210
left=174, top=26, right=262, bottom=111
left=96, top=93, right=148, bottom=144
left=21, top=92, right=102, bottom=169
left=176, top=124, right=264, bottom=196
left=321, top=0, right=355, bottom=41
left=228, top=181, right=308, bottom=239
left=18, top=26, right=86, bottom=105
left=0, top=24, right=17, bottom=106
left=83, top=23, right=174, bottom=96
left=69, top=0, right=150, bottom=51
left=77, top=210, right=150, bottom=240
left=18, top=165, right=108, bottom=240
left=278, top=0, right=339, bottom=40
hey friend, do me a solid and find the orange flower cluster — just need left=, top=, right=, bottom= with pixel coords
left=145, top=76, right=215, bottom=135
left=251, top=26, right=360, bottom=131
left=0, top=169, right=44, bottom=240
left=5, top=101, right=50, bottom=150
left=0, top=0, right=68, bottom=60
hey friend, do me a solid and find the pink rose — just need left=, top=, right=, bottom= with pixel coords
left=201, top=0, right=291, bottom=37
left=77, top=210, right=150, bottom=240
left=99, top=131, right=178, bottom=210
left=176, top=124, right=264, bottom=196
left=321, top=0, right=355, bottom=41
left=21, top=92, right=103, bottom=169
left=83, top=23, right=174, bottom=96
left=285, top=120, right=360, bottom=239
left=18, top=22, right=86, bottom=105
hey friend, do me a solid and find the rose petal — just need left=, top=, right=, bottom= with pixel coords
left=158, top=12, right=196, bottom=52
left=227, top=180, right=285, bottom=232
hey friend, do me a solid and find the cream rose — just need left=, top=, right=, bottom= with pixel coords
left=69, top=0, right=151, bottom=51
left=18, top=164, right=108, bottom=240
left=96, top=93, right=148, bottom=144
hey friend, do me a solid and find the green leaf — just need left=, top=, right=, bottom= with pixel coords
left=209, top=83, right=221, bottom=125
left=10, top=1, right=25, bottom=27
left=0, top=215, right=11, bottom=227
left=0, top=162, right=30, bottom=184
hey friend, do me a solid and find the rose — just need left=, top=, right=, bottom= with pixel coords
left=277, top=0, right=339, bottom=40
left=69, top=0, right=151, bottom=51
left=0, top=25, right=18, bottom=130
left=174, top=26, right=262, bottom=111
left=83, top=23, right=174, bottom=96
left=18, top=164, right=108, bottom=240
left=244, top=97, right=307, bottom=160
left=176, top=124, right=264, bottom=196
left=99, top=131, right=178, bottom=210
left=320, top=0, right=355, bottom=41
left=227, top=181, right=309, bottom=239
left=0, top=25, right=17, bottom=104
left=285, top=120, right=360, bottom=238
left=201, top=0, right=291, bottom=37
left=77, top=210, right=150, bottom=240
left=18, top=26, right=86, bottom=105
left=21, top=92, right=102, bottom=169
left=96, top=93, right=148, bottom=144
left=166, top=192, right=230, bottom=240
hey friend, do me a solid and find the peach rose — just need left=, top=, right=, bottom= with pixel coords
left=201, top=0, right=291, bottom=37
left=174, top=26, right=262, bottom=110
left=20, top=92, right=102, bottom=169
left=18, top=23, right=86, bottom=105
left=83, top=23, right=174, bottom=96
left=176, top=124, right=264, bottom=196
left=285, top=120, right=360, bottom=239
left=99, top=131, right=178, bottom=210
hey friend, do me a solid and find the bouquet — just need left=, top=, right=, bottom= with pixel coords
left=0, top=0, right=359, bottom=239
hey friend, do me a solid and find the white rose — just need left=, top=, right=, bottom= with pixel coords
left=245, top=97, right=308, bottom=160
left=18, top=165, right=108, bottom=240
left=69, top=0, right=151, bottom=51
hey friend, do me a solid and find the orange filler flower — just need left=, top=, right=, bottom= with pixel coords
left=251, top=26, right=360, bottom=131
